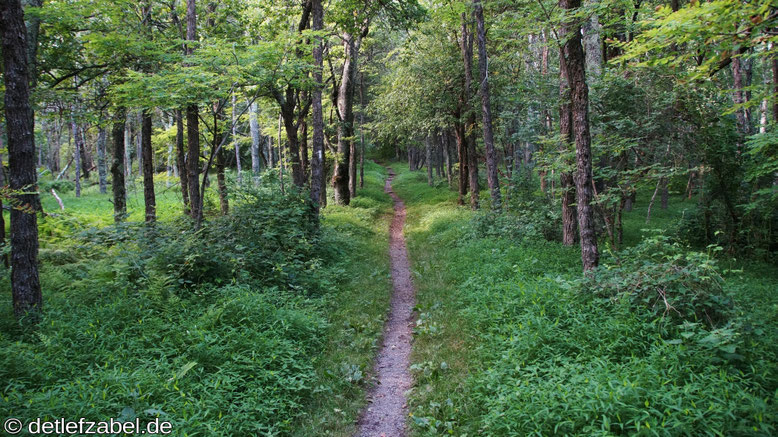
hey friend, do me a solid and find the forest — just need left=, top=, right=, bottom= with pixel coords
left=1, top=0, right=777, bottom=435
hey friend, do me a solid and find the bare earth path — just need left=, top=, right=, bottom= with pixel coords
left=356, top=168, right=415, bottom=437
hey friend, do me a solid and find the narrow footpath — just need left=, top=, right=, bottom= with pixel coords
left=356, top=168, right=416, bottom=437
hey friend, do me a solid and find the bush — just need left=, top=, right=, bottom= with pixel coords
left=577, top=233, right=731, bottom=327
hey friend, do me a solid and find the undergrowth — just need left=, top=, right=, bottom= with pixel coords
left=392, top=165, right=778, bottom=436
left=0, top=163, right=392, bottom=436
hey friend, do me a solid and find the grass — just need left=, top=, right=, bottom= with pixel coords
left=293, top=162, right=394, bottom=436
left=0, top=163, right=394, bottom=436
left=389, top=165, right=778, bottom=436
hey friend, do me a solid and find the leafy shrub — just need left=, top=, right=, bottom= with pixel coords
left=578, top=233, right=731, bottom=327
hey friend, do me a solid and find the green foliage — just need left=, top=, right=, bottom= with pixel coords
left=0, top=163, right=394, bottom=436
left=578, top=234, right=731, bottom=327
left=392, top=165, right=778, bottom=437
left=39, top=179, right=76, bottom=194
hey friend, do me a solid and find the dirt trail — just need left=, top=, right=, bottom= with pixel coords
left=356, top=168, right=415, bottom=437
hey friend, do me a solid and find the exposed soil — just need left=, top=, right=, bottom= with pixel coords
left=356, top=168, right=415, bottom=437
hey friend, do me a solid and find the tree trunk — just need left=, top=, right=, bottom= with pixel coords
left=454, top=121, right=468, bottom=205
left=349, top=130, right=357, bottom=198
left=186, top=0, right=202, bottom=225
left=426, top=136, right=433, bottom=186
left=300, top=117, right=309, bottom=184
left=46, top=120, right=61, bottom=173
left=97, top=126, right=107, bottom=193
left=216, top=148, right=228, bottom=214
left=111, top=113, right=127, bottom=222
left=70, top=117, right=82, bottom=198
left=559, top=30, right=577, bottom=247
left=310, top=0, right=325, bottom=216
left=732, top=48, right=751, bottom=154
left=141, top=110, right=156, bottom=222
left=232, top=93, right=241, bottom=185
left=175, top=109, right=189, bottom=211
left=562, top=0, right=599, bottom=270
left=359, top=73, right=365, bottom=189
left=624, top=190, right=635, bottom=212
left=165, top=116, right=173, bottom=188
left=582, top=0, right=602, bottom=79
left=461, top=13, right=479, bottom=210
left=278, top=112, right=285, bottom=193
left=136, top=112, right=143, bottom=178
left=474, top=0, right=501, bottom=210
left=267, top=136, right=274, bottom=168
left=0, top=152, right=8, bottom=268
left=186, top=104, right=202, bottom=224
left=333, top=31, right=363, bottom=205
left=1, top=0, right=42, bottom=322
left=773, top=47, right=778, bottom=125
left=124, top=114, right=132, bottom=190
left=660, top=177, right=669, bottom=209
left=214, top=105, right=229, bottom=214
left=444, top=129, right=453, bottom=187
left=249, top=101, right=261, bottom=180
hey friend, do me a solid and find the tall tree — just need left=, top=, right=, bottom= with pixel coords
left=249, top=101, right=262, bottom=180
left=110, top=112, right=127, bottom=222
left=1, top=0, right=42, bottom=322
left=332, top=23, right=368, bottom=205
left=96, top=126, right=108, bottom=194
left=175, top=109, right=189, bottom=212
left=559, top=15, right=578, bottom=246
left=460, top=12, right=479, bottom=210
left=141, top=110, right=156, bottom=222
left=185, top=0, right=202, bottom=225
left=310, top=0, right=325, bottom=216
left=561, top=0, right=599, bottom=270
left=473, top=0, right=501, bottom=210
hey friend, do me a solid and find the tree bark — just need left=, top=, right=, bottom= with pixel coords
left=333, top=31, right=363, bottom=205
left=461, top=12, right=479, bottom=210
left=1, top=0, right=42, bottom=322
left=231, top=93, right=241, bottom=185
left=185, top=0, right=202, bottom=224
left=582, top=0, right=603, bottom=78
left=97, top=126, right=107, bottom=193
left=454, top=120, right=468, bottom=205
left=124, top=113, right=132, bottom=191
left=310, top=0, right=325, bottom=216
left=660, top=177, right=669, bottom=209
left=443, top=129, right=453, bottom=187
left=562, top=0, right=599, bottom=270
left=70, top=116, right=82, bottom=198
left=426, top=136, right=433, bottom=186
left=249, top=101, right=261, bottom=180
left=300, top=116, right=309, bottom=184
left=474, top=0, right=501, bottom=210
left=136, top=112, right=143, bottom=178
left=141, top=110, right=156, bottom=222
left=165, top=116, right=173, bottom=188
left=773, top=47, right=778, bottom=124
left=175, top=109, right=189, bottom=211
left=732, top=48, right=751, bottom=154
left=111, top=113, right=127, bottom=222
left=359, top=73, right=365, bottom=189
left=559, top=25, right=578, bottom=247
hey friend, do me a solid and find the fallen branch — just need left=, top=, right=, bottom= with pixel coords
left=50, top=189, right=65, bottom=211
